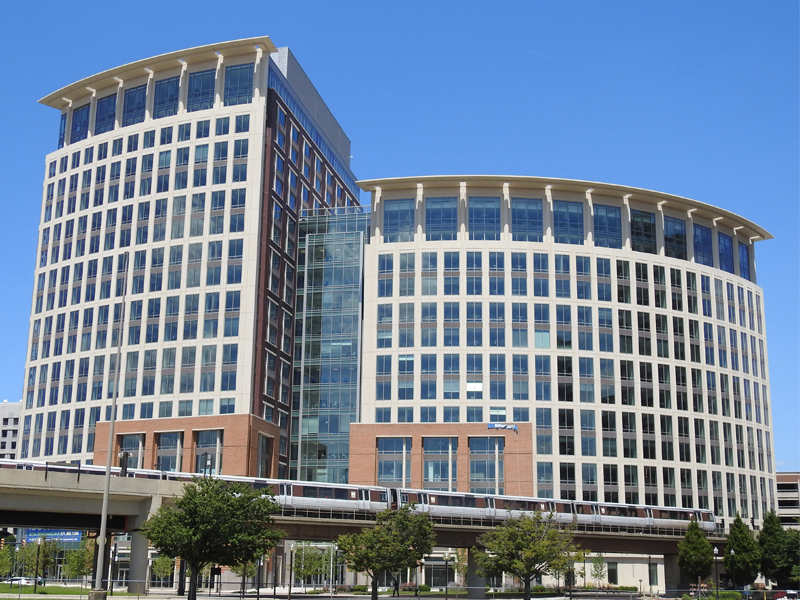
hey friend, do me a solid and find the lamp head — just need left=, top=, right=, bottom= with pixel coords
left=714, top=547, right=718, bottom=556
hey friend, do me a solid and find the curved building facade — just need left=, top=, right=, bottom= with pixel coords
left=349, top=175, right=774, bottom=526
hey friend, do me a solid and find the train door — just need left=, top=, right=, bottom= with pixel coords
left=417, top=493, right=429, bottom=513
left=484, top=497, right=496, bottom=519
left=645, top=507, right=654, bottom=527
left=282, top=484, right=293, bottom=507
left=358, top=489, right=370, bottom=511
left=389, top=488, right=400, bottom=509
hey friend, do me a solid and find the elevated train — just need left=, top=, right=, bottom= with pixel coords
left=0, top=459, right=716, bottom=532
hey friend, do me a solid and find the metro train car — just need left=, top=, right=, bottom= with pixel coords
left=0, top=459, right=715, bottom=532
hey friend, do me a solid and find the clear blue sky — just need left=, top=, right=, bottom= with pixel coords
left=0, top=1, right=797, bottom=470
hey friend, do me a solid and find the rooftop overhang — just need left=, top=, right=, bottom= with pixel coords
left=39, top=36, right=278, bottom=111
left=358, top=175, right=773, bottom=242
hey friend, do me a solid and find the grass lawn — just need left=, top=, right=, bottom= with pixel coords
left=0, top=583, right=135, bottom=595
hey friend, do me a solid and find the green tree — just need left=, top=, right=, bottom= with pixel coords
left=785, top=529, right=800, bottom=588
left=140, top=477, right=283, bottom=600
left=472, top=511, right=582, bottom=600
left=63, top=535, right=95, bottom=595
left=724, top=515, right=761, bottom=587
left=758, top=511, right=786, bottom=585
left=590, top=554, right=607, bottom=588
left=0, top=545, right=12, bottom=577
left=337, top=505, right=435, bottom=600
left=678, top=520, right=714, bottom=581
left=294, top=543, right=328, bottom=588
left=151, top=554, right=175, bottom=584
left=35, top=538, right=60, bottom=581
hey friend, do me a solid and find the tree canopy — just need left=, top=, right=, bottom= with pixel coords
left=472, top=511, right=582, bottom=600
left=677, top=520, right=714, bottom=582
left=724, top=515, right=761, bottom=587
left=140, top=477, right=283, bottom=600
left=590, top=554, right=607, bottom=587
left=759, top=512, right=786, bottom=585
left=337, top=505, right=435, bottom=600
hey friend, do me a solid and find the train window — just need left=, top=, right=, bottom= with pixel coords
left=464, top=496, right=477, bottom=508
left=575, top=504, right=591, bottom=514
left=401, top=493, right=410, bottom=503
left=334, top=488, right=350, bottom=500
left=378, top=491, right=387, bottom=502
left=302, top=487, right=318, bottom=498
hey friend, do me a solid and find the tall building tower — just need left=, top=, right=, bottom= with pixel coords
left=350, top=175, right=775, bottom=527
left=22, top=37, right=360, bottom=477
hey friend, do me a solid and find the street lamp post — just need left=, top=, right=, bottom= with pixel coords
left=94, top=250, right=130, bottom=597
left=33, top=537, right=42, bottom=593
left=713, top=547, right=719, bottom=600
left=202, top=453, right=210, bottom=477
left=287, top=542, right=296, bottom=600
left=443, top=553, right=451, bottom=600
left=729, top=550, right=736, bottom=591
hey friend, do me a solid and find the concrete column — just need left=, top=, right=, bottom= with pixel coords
left=663, top=554, right=681, bottom=595
left=466, top=548, right=486, bottom=599
left=128, top=495, right=162, bottom=593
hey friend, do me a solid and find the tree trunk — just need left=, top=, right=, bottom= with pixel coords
left=524, top=577, right=531, bottom=600
left=187, top=563, right=199, bottom=600
left=371, top=575, right=379, bottom=600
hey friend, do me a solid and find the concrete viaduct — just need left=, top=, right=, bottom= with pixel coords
left=0, top=465, right=723, bottom=595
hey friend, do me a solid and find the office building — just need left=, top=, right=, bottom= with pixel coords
left=348, top=175, right=775, bottom=526
left=776, top=472, right=800, bottom=528
left=0, top=401, right=20, bottom=459
left=21, top=37, right=360, bottom=477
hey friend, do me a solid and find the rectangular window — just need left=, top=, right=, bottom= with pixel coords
left=664, top=216, right=687, bottom=259
left=383, top=199, right=415, bottom=242
left=718, top=233, right=735, bottom=273
left=630, top=209, right=657, bottom=254
left=153, top=76, right=180, bottom=119
left=594, top=204, right=622, bottom=248
left=94, top=94, right=117, bottom=134
left=425, top=197, right=458, bottom=241
left=122, top=85, right=147, bottom=127
left=224, top=63, right=254, bottom=106
left=694, top=224, right=713, bottom=266
left=469, top=197, right=501, bottom=240
left=187, top=69, right=216, bottom=112
left=511, top=197, right=544, bottom=242
left=553, top=200, right=584, bottom=244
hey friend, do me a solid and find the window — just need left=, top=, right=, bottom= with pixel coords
left=694, top=224, right=713, bottom=266
left=664, top=216, right=687, bottom=259
left=553, top=200, right=584, bottom=244
left=224, top=63, right=254, bottom=106
left=738, top=243, right=750, bottom=281
left=122, top=85, right=147, bottom=127
left=187, top=69, right=216, bottom=112
left=70, top=105, right=90, bottom=143
left=630, top=210, right=657, bottom=254
left=594, top=205, right=622, bottom=248
left=469, top=197, right=501, bottom=240
left=383, top=199, right=415, bottom=242
left=511, top=197, right=544, bottom=241
left=425, top=197, right=458, bottom=241
left=718, top=233, right=734, bottom=273
left=153, top=76, right=180, bottom=119
left=95, top=94, right=117, bottom=134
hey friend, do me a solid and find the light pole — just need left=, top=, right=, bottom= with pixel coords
left=202, top=452, right=210, bottom=477
left=648, top=556, right=652, bottom=595
left=95, top=250, right=130, bottom=596
left=287, top=542, right=296, bottom=600
left=729, top=549, right=736, bottom=591
left=713, top=547, right=719, bottom=600
left=443, top=552, right=451, bottom=600
left=33, top=537, right=42, bottom=593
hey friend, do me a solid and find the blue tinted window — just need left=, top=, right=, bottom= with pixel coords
left=511, top=197, right=543, bottom=242
left=694, top=224, right=713, bottom=266
left=593, top=204, right=622, bottom=248
left=553, top=200, right=584, bottom=245
left=58, top=113, right=67, bottom=149
left=153, top=76, right=180, bottom=119
left=70, top=105, right=90, bottom=144
left=664, top=216, right=687, bottom=259
left=738, top=243, right=750, bottom=281
left=122, top=85, right=147, bottom=127
left=469, top=197, right=501, bottom=241
left=224, top=63, right=255, bottom=106
left=94, top=94, right=117, bottom=135
left=630, top=209, right=656, bottom=254
left=383, top=199, right=415, bottom=243
left=718, top=232, right=734, bottom=274
left=425, top=197, right=457, bottom=241
left=187, top=69, right=216, bottom=112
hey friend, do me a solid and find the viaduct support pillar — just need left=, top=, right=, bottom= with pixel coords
left=128, top=496, right=161, bottom=594
left=466, top=548, right=486, bottom=599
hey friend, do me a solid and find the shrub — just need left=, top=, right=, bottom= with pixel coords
left=352, top=585, right=368, bottom=592
left=419, top=585, right=431, bottom=592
